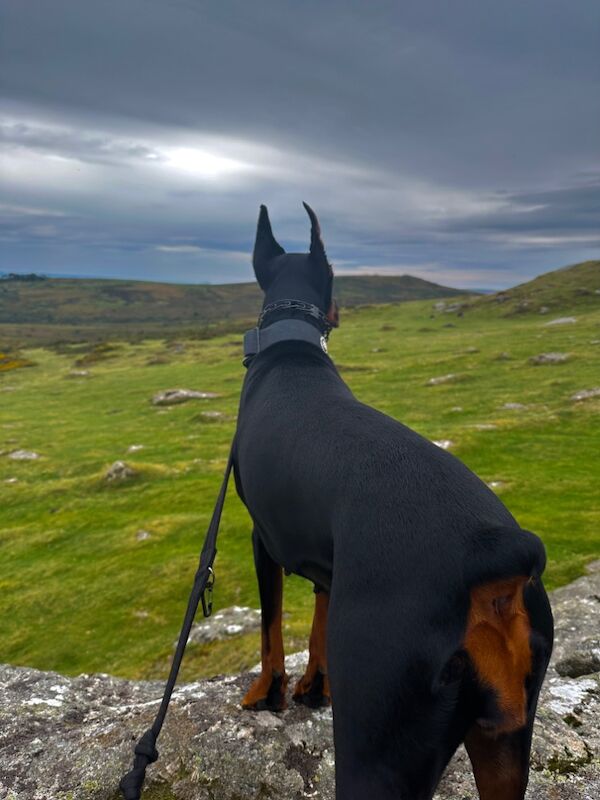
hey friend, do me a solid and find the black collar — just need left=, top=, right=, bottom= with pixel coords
left=243, top=299, right=332, bottom=367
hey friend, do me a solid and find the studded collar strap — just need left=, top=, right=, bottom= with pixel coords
left=243, top=318, right=329, bottom=367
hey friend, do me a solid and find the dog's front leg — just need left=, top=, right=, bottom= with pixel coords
left=293, top=590, right=330, bottom=707
left=242, top=526, right=288, bottom=711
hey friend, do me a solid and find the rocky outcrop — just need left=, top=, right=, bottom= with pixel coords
left=1, top=563, right=599, bottom=800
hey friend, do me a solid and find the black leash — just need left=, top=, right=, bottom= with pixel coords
left=119, top=447, right=234, bottom=800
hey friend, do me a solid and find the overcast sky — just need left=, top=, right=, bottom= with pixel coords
left=1, top=0, right=599, bottom=289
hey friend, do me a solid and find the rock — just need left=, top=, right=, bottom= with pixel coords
left=199, top=410, right=225, bottom=419
left=487, top=480, right=505, bottom=490
left=529, top=352, right=570, bottom=365
left=494, top=351, right=512, bottom=360
left=126, top=444, right=144, bottom=453
left=539, top=306, right=550, bottom=314
left=426, top=373, right=457, bottom=386
left=152, top=389, right=220, bottom=406
left=544, top=317, right=577, bottom=326
left=186, top=606, right=261, bottom=646
left=502, top=402, right=526, bottom=410
left=135, top=529, right=151, bottom=542
left=432, top=439, right=454, bottom=450
left=1, top=564, right=599, bottom=799
left=4, top=477, right=18, bottom=484
left=571, top=388, right=600, bottom=402
left=472, top=423, right=497, bottom=430
left=464, top=346, right=479, bottom=353
left=450, top=406, right=463, bottom=412
left=67, top=369, right=91, bottom=378
left=8, top=449, right=40, bottom=461
left=104, top=461, right=137, bottom=482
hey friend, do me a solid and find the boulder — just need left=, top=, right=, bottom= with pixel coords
left=571, top=388, right=600, bottom=402
left=185, top=606, right=261, bottom=646
left=426, top=373, right=457, bottom=386
left=152, top=389, right=220, bottom=406
left=1, top=564, right=599, bottom=799
left=529, top=352, right=570, bottom=365
left=544, top=317, right=577, bottom=326
left=7, top=450, right=40, bottom=461
left=104, top=461, right=137, bottom=482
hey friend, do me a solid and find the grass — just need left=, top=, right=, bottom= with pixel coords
left=1, top=262, right=599, bottom=682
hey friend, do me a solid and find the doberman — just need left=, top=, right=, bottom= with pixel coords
left=233, top=204, right=554, bottom=800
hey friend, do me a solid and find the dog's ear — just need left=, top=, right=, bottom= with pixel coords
left=253, top=205, right=285, bottom=291
left=303, top=202, right=333, bottom=278
left=303, top=201, right=334, bottom=308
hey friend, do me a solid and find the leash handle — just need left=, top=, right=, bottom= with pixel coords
left=119, top=448, right=234, bottom=800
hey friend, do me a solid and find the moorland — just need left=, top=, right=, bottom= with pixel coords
left=1, top=261, right=598, bottom=681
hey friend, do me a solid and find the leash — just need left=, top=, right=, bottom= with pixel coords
left=119, top=298, right=333, bottom=798
left=119, top=446, right=234, bottom=800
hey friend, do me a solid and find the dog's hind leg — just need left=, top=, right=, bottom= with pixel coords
left=464, top=723, right=532, bottom=800
left=293, top=589, right=330, bottom=707
left=242, top=527, right=288, bottom=711
left=464, top=577, right=553, bottom=799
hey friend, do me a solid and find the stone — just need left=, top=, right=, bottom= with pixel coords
left=487, top=480, right=505, bottom=490
left=104, top=461, right=136, bottom=482
left=571, top=388, right=600, bottom=402
left=126, top=444, right=144, bottom=453
left=152, top=388, right=220, bottom=406
left=432, top=439, right=454, bottom=450
left=135, top=529, right=151, bottom=542
left=529, top=352, right=570, bottom=365
left=494, top=351, right=512, bottom=360
left=7, top=449, right=40, bottom=460
left=1, top=565, right=599, bottom=799
left=502, top=402, right=526, bottom=410
left=67, top=369, right=91, bottom=378
left=186, top=606, right=261, bottom=646
left=544, top=317, right=577, bottom=326
left=426, top=373, right=457, bottom=386
left=539, top=306, right=550, bottom=314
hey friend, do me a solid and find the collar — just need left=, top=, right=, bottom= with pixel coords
left=243, top=319, right=329, bottom=367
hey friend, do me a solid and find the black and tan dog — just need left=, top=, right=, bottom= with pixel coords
left=233, top=204, right=553, bottom=799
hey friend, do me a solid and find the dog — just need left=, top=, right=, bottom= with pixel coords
left=233, top=204, right=553, bottom=799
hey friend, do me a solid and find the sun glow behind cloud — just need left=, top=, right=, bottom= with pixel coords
left=163, top=147, right=250, bottom=178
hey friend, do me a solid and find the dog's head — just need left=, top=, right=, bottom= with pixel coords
left=252, top=203, right=338, bottom=327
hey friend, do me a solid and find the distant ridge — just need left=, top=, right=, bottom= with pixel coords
left=465, top=260, right=600, bottom=315
left=0, top=273, right=465, bottom=347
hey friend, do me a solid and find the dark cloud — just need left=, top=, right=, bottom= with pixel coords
left=1, top=0, right=599, bottom=288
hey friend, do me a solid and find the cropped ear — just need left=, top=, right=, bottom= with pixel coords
left=303, top=201, right=334, bottom=307
left=302, top=202, right=333, bottom=279
left=252, top=205, right=285, bottom=291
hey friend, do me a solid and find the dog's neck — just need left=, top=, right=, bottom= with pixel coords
left=243, top=298, right=333, bottom=367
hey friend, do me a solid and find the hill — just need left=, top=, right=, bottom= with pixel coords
left=463, top=259, right=600, bottom=316
left=0, top=273, right=464, bottom=347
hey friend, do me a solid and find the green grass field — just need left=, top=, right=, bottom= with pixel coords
left=1, top=262, right=599, bottom=682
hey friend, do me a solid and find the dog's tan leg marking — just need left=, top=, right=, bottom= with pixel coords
left=465, top=724, right=528, bottom=800
left=293, top=591, right=330, bottom=706
left=242, top=564, right=288, bottom=710
left=464, top=576, right=532, bottom=733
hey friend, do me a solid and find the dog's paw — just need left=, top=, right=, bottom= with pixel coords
left=293, top=667, right=330, bottom=708
left=242, top=670, right=289, bottom=712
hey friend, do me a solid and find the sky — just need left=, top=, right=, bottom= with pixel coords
left=1, top=0, right=599, bottom=290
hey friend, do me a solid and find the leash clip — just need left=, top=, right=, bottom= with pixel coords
left=201, top=567, right=215, bottom=618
